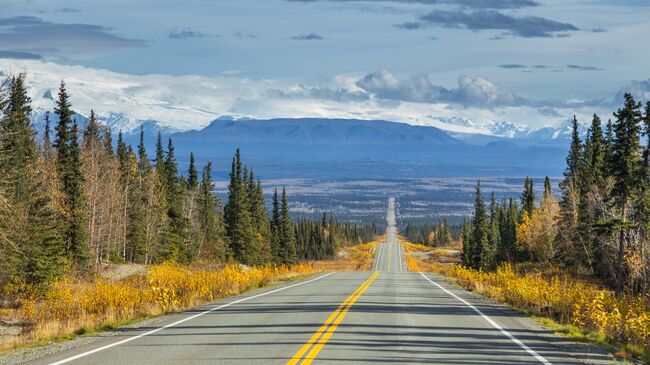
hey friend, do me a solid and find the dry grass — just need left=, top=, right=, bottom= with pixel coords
left=402, top=239, right=649, bottom=362
left=0, top=236, right=382, bottom=351
left=311, top=237, right=381, bottom=272
left=0, top=262, right=316, bottom=350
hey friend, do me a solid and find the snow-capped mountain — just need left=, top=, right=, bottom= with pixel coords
left=1, top=59, right=588, bottom=140
left=484, top=119, right=589, bottom=140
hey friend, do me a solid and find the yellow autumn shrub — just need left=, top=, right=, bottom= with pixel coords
left=3, top=262, right=317, bottom=349
left=442, top=264, right=649, bottom=353
left=403, top=243, right=649, bottom=355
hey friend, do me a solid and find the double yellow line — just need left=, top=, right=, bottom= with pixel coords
left=287, top=271, right=379, bottom=365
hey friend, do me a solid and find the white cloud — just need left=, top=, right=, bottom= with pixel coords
left=0, top=59, right=622, bottom=136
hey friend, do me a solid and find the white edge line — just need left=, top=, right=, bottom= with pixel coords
left=49, top=272, right=335, bottom=365
left=397, top=241, right=404, bottom=272
left=374, top=242, right=382, bottom=271
left=418, top=272, right=552, bottom=365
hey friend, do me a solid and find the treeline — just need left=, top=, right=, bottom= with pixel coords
left=462, top=93, right=650, bottom=295
left=402, top=219, right=460, bottom=246
left=295, top=215, right=379, bottom=261
left=0, top=74, right=377, bottom=286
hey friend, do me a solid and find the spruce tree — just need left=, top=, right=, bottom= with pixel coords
left=521, top=177, right=535, bottom=217
left=165, top=138, right=179, bottom=202
left=0, top=74, right=63, bottom=284
left=137, top=126, right=150, bottom=175
left=585, top=114, right=606, bottom=189
left=188, top=152, right=198, bottom=190
left=556, top=115, right=584, bottom=267
left=637, top=102, right=650, bottom=236
left=198, top=162, right=225, bottom=260
left=544, top=177, right=552, bottom=200
left=43, top=111, right=53, bottom=158
left=280, top=187, right=297, bottom=264
left=271, top=188, right=282, bottom=262
left=470, top=181, right=489, bottom=269
left=497, top=198, right=518, bottom=264
left=224, top=149, right=257, bottom=264
left=484, top=192, right=499, bottom=269
left=126, top=146, right=146, bottom=262
left=610, top=93, right=643, bottom=294
left=53, top=82, right=89, bottom=270
left=155, top=132, right=166, bottom=184
left=66, top=121, right=89, bottom=268
left=461, top=217, right=472, bottom=267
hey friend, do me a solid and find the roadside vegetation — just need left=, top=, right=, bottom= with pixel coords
left=405, top=242, right=649, bottom=362
left=0, top=263, right=314, bottom=350
left=0, top=75, right=380, bottom=351
left=403, top=94, right=650, bottom=361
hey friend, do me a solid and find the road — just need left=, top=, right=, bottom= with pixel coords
left=26, top=198, right=612, bottom=365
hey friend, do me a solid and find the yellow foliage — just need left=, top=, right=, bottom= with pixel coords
left=312, top=239, right=379, bottom=271
left=413, top=260, right=649, bottom=354
left=516, top=196, right=560, bottom=263
left=3, top=262, right=317, bottom=349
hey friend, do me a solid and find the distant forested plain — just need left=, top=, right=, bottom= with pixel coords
left=212, top=177, right=561, bottom=225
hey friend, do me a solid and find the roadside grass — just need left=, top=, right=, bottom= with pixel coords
left=0, top=237, right=382, bottom=354
left=401, top=240, right=650, bottom=364
left=311, top=237, right=381, bottom=272
left=0, top=262, right=319, bottom=352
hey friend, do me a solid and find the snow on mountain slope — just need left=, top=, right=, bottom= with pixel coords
left=0, top=59, right=587, bottom=139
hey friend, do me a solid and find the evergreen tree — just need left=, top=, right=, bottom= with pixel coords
left=198, top=162, right=225, bottom=260
left=484, top=192, right=499, bottom=269
left=638, top=102, right=650, bottom=235
left=521, top=177, right=535, bottom=217
left=577, top=115, right=607, bottom=270
left=270, top=188, right=282, bottom=262
left=497, top=198, right=518, bottom=263
left=469, top=181, right=489, bottom=269
left=126, top=146, right=146, bottom=262
left=544, top=176, right=552, bottom=200
left=66, top=121, right=89, bottom=268
left=188, top=152, right=198, bottom=190
left=53, top=82, right=89, bottom=270
left=249, top=174, right=271, bottom=262
left=137, top=126, right=149, bottom=175
left=280, top=187, right=297, bottom=264
left=585, top=114, right=606, bottom=189
left=461, top=217, right=472, bottom=267
left=556, top=115, right=584, bottom=267
left=0, top=74, right=63, bottom=284
left=155, top=132, right=166, bottom=182
left=43, top=111, right=53, bottom=158
left=223, top=149, right=257, bottom=264
left=609, top=93, right=643, bottom=294
left=165, top=138, right=179, bottom=202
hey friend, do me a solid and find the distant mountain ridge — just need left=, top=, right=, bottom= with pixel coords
left=192, top=118, right=459, bottom=145
left=121, top=117, right=569, bottom=179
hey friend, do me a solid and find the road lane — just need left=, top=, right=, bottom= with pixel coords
left=22, top=197, right=614, bottom=365
left=28, top=272, right=373, bottom=365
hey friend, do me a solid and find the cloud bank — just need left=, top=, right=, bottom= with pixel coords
left=0, top=16, right=146, bottom=60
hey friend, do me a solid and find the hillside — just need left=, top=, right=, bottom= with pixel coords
left=124, top=118, right=568, bottom=179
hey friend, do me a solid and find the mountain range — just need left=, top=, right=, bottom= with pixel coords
left=119, top=117, right=569, bottom=180
left=0, top=59, right=579, bottom=178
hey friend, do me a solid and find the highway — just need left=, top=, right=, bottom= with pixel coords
left=26, top=198, right=612, bottom=365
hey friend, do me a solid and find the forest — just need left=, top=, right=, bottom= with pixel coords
left=401, top=219, right=460, bottom=247
left=0, top=74, right=378, bottom=288
left=462, top=94, right=650, bottom=295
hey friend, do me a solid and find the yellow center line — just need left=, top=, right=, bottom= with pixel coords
left=287, top=271, right=379, bottom=365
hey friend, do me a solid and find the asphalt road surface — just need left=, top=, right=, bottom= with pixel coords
left=26, top=199, right=613, bottom=365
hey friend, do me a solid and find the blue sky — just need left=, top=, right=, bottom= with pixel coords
left=1, top=0, right=649, bottom=131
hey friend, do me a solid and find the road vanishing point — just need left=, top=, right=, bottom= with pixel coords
left=28, top=198, right=612, bottom=365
